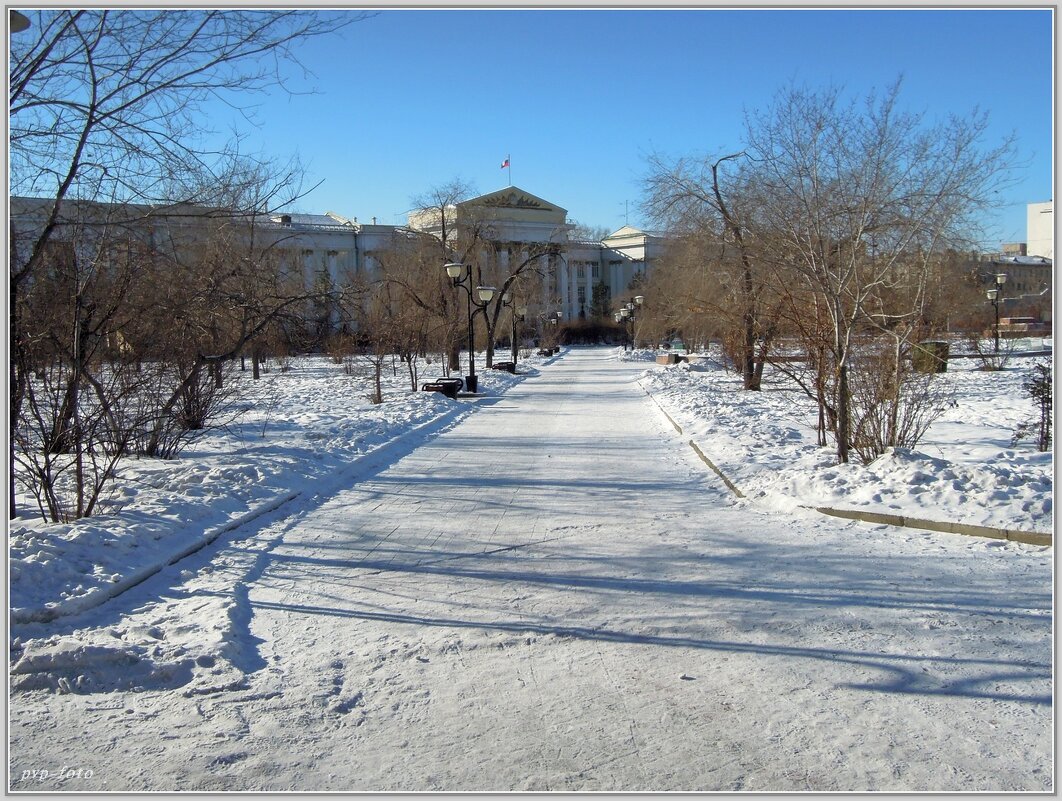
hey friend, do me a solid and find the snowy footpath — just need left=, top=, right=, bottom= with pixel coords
left=8, top=349, right=1052, bottom=791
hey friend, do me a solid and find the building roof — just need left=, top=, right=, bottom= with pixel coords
left=603, top=225, right=668, bottom=241
left=989, top=254, right=1052, bottom=266
left=268, top=212, right=353, bottom=231
left=461, top=186, right=567, bottom=215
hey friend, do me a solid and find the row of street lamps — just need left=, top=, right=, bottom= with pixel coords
left=445, top=261, right=541, bottom=394
left=500, top=292, right=528, bottom=364
left=448, top=258, right=1010, bottom=385
left=445, top=261, right=495, bottom=394
left=614, top=295, right=644, bottom=350
left=444, top=257, right=650, bottom=388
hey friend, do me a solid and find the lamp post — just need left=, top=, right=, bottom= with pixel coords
left=517, top=305, right=528, bottom=360
left=986, top=273, right=1007, bottom=354
left=501, top=292, right=527, bottom=364
left=614, top=295, right=643, bottom=351
left=536, top=309, right=560, bottom=348
left=445, top=261, right=495, bottom=393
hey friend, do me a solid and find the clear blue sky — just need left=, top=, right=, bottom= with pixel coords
left=210, top=8, right=1053, bottom=247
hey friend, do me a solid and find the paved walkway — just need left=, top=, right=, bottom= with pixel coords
left=9, top=349, right=1052, bottom=791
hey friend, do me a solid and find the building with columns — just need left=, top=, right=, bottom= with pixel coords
left=10, top=186, right=666, bottom=327
left=405, top=186, right=666, bottom=321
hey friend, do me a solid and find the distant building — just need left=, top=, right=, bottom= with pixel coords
left=975, top=252, right=1053, bottom=324
left=10, top=187, right=665, bottom=329
left=1027, top=200, right=1053, bottom=259
left=406, top=186, right=664, bottom=320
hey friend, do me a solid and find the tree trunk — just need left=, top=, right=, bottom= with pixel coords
left=836, top=361, right=851, bottom=464
left=144, top=361, right=205, bottom=457
left=742, top=267, right=759, bottom=390
left=482, top=309, right=496, bottom=369
left=372, top=360, right=383, bottom=404
left=886, top=336, right=903, bottom=447
left=10, top=224, right=23, bottom=519
left=9, top=356, right=18, bottom=519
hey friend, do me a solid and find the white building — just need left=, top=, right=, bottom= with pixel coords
left=1027, top=200, right=1053, bottom=259
left=10, top=187, right=665, bottom=330
left=406, top=186, right=665, bottom=321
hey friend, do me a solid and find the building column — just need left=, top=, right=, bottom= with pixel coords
left=303, top=249, right=315, bottom=287
left=559, top=255, right=570, bottom=318
left=583, top=263, right=594, bottom=317
left=569, top=258, right=579, bottom=320
left=327, top=250, right=338, bottom=285
left=499, top=244, right=510, bottom=279
left=541, top=250, right=550, bottom=308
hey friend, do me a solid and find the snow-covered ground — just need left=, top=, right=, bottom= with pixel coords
left=630, top=344, right=1053, bottom=534
left=8, top=346, right=1052, bottom=792
left=10, top=353, right=542, bottom=623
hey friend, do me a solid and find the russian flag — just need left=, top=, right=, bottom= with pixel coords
left=500, top=157, right=510, bottom=169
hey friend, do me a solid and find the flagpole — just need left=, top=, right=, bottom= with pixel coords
left=507, top=153, right=512, bottom=187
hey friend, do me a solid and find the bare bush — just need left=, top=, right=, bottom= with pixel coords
left=848, top=340, right=954, bottom=464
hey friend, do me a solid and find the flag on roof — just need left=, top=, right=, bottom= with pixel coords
left=500, top=157, right=510, bottom=169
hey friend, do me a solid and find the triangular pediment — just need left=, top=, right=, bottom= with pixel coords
left=604, top=225, right=645, bottom=239
left=462, top=186, right=567, bottom=215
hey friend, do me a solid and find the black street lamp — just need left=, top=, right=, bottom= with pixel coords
left=535, top=309, right=561, bottom=348
left=986, top=272, right=1007, bottom=354
left=614, top=295, right=644, bottom=351
left=501, top=292, right=527, bottom=364
left=445, top=261, right=495, bottom=393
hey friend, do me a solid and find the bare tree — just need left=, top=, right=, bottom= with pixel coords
left=479, top=242, right=558, bottom=368
left=10, top=10, right=357, bottom=284
left=407, top=182, right=563, bottom=370
left=9, top=9, right=363, bottom=517
left=11, top=217, right=149, bottom=520
left=643, top=80, right=1014, bottom=464
left=367, top=231, right=455, bottom=389
left=408, top=179, right=477, bottom=371
left=745, top=80, right=1014, bottom=463
left=568, top=220, right=612, bottom=242
left=643, top=151, right=782, bottom=389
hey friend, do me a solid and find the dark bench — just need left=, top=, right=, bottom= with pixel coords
left=420, top=377, right=463, bottom=399
left=491, top=361, right=516, bottom=374
left=537, top=348, right=553, bottom=357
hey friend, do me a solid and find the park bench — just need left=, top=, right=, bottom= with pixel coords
left=491, top=361, right=516, bottom=374
left=537, top=348, right=552, bottom=357
left=420, top=377, right=463, bottom=399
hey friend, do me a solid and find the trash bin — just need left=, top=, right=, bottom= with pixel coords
left=912, top=341, right=949, bottom=373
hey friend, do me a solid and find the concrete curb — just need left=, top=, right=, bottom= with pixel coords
left=813, top=506, right=1052, bottom=547
left=643, top=386, right=745, bottom=500
left=640, top=380, right=1052, bottom=548
left=687, top=440, right=746, bottom=499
